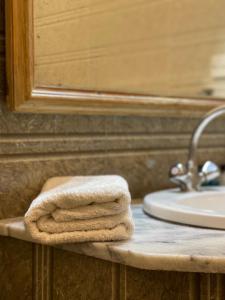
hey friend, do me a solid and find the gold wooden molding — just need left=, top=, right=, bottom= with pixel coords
left=5, top=0, right=225, bottom=117
left=32, top=244, right=53, bottom=300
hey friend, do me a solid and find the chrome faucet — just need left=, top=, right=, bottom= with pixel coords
left=169, top=106, right=224, bottom=191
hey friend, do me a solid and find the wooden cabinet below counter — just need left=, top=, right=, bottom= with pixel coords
left=1, top=236, right=225, bottom=300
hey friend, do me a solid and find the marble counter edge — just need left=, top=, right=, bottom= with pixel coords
left=1, top=206, right=225, bottom=273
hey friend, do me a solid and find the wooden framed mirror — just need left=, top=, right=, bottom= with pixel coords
left=5, top=0, right=225, bottom=116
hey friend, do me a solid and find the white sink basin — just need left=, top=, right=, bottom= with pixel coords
left=143, top=187, right=225, bottom=229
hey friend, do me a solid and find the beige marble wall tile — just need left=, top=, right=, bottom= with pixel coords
left=0, top=147, right=224, bottom=219
left=0, top=0, right=225, bottom=219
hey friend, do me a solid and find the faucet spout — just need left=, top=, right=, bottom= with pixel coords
left=169, top=105, right=225, bottom=191
left=188, top=105, right=225, bottom=172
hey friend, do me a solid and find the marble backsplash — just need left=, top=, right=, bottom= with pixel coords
left=1, top=0, right=225, bottom=218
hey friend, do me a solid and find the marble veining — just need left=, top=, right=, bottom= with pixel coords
left=1, top=205, right=225, bottom=273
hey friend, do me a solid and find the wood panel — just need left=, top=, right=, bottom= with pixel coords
left=2, top=236, right=225, bottom=300
left=199, top=274, right=225, bottom=300
left=5, top=0, right=225, bottom=116
left=0, top=237, right=33, bottom=300
left=52, top=248, right=113, bottom=300
left=125, top=267, right=225, bottom=300
left=125, top=266, right=198, bottom=300
left=0, top=0, right=5, bottom=95
left=32, top=244, right=53, bottom=300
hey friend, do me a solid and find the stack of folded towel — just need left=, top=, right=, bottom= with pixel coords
left=25, top=175, right=134, bottom=245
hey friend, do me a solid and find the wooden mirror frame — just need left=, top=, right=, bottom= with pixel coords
left=5, top=0, right=225, bottom=116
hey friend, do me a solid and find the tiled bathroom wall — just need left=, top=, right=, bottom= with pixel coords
left=2, top=2, right=225, bottom=300
left=1, top=0, right=225, bottom=219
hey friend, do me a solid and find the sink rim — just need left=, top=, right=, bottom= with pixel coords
left=143, top=187, right=225, bottom=229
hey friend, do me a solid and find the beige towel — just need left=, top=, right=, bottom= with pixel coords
left=25, top=175, right=134, bottom=245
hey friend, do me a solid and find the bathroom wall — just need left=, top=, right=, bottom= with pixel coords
left=1, top=0, right=225, bottom=219
left=2, top=2, right=225, bottom=299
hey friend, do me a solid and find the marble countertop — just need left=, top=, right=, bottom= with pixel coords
left=1, top=205, right=225, bottom=273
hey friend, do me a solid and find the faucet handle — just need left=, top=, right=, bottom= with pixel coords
left=200, top=161, right=221, bottom=183
left=169, top=163, right=187, bottom=180
left=169, top=163, right=192, bottom=191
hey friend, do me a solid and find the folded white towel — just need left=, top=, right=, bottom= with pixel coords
left=25, top=175, right=134, bottom=245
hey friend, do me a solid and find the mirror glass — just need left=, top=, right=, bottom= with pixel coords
left=33, top=0, right=225, bottom=99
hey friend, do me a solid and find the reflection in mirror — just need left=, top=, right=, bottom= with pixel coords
left=33, top=0, right=225, bottom=100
